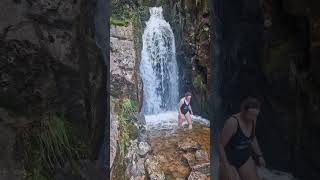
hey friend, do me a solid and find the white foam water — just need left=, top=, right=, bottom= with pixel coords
left=145, top=111, right=210, bottom=131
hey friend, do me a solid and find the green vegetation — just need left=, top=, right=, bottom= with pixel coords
left=193, top=74, right=204, bottom=88
left=190, top=31, right=196, bottom=40
left=110, top=16, right=130, bottom=26
left=201, top=24, right=210, bottom=37
left=202, top=25, right=209, bottom=33
left=24, top=114, right=83, bottom=180
left=118, top=98, right=136, bottom=156
left=111, top=0, right=137, bottom=19
left=265, top=39, right=292, bottom=76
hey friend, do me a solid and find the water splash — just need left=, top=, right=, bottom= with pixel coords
left=145, top=111, right=210, bottom=131
left=140, top=7, right=179, bottom=115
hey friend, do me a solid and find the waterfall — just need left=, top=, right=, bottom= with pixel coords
left=140, top=7, right=179, bottom=115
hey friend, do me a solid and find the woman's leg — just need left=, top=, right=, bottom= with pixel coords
left=178, top=113, right=183, bottom=128
left=238, top=157, right=259, bottom=180
left=185, top=112, right=192, bottom=129
left=219, top=164, right=239, bottom=180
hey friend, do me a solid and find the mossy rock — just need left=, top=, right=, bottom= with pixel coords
left=192, top=74, right=204, bottom=88
left=128, top=123, right=139, bottom=140
left=265, top=39, right=293, bottom=78
left=110, top=17, right=130, bottom=26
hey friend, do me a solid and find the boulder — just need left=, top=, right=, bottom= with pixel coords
left=191, top=163, right=210, bottom=175
left=195, top=150, right=209, bottom=162
left=181, top=153, right=196, bottom=167
left=145, top=156, right=165, bottom=180
left=137, top=142, right=151, bottom=156
left=177, top=138, right=200, bottom=152
left=188, top=171, right=209, bottom=180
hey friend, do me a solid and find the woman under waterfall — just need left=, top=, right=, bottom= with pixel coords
left=218, top=97, right=266, bottom=180
left=178, top=92, right=194, bottom=130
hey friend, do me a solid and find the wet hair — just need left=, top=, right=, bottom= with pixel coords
left=185, top=92, right=192, bottom=97
left=240, top=97, right=261, bottom=112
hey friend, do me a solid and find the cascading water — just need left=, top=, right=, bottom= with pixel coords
left=140, top=7, right=179, bottom=115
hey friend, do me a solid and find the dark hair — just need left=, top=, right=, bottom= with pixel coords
left=185, top=91, right=192, bottom=97
left=240, top=97, right=261, bottom=112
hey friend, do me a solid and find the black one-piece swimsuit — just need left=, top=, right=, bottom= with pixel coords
left=225, top=116, right=254, bottom=169
left=180, top=99, right=190, bottom=115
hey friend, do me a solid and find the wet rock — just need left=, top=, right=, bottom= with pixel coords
left=181, top=153, right=196, bottom=166
left=188, top=171, right=209, bottom=180
left=177, top=138, right=200, bottom=152
left=145, top=156, right=165, bottom=180
left=137, top=126, right=148, bottom=143
left=137, top=142, right=151, bottom=156
left=125, top=140, right=146, bottom=178
left=128, top=123, right=139, bottom=140
left=129, top=112, right=146, bottom=126
left=195, top=150, right=209, bottom=162
left=191, top=163, right=210, bottom=175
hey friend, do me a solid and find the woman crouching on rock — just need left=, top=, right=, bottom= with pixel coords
left=178, top=91, right=194, bottom=130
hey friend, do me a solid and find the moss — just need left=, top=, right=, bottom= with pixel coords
left=110, top=17, right=130, bottom=26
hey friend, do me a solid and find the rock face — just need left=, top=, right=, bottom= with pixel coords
left=0, top=0, right=108, bottom=179
left=110, top=22, right=144, bottom=178
left=110, top=23, right=142, bottom=106
left=110, top=110, right=119, bottom=170
left=160, top=0, right=210, bottom=117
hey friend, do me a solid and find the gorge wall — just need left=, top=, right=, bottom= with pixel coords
left=0, top=0, right=108, bottom=179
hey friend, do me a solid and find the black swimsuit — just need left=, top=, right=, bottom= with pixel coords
left=180, top=99, right=190, bottom=115
left=225, top=116, right=254, bottom=169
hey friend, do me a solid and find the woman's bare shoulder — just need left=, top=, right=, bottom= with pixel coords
left=224, top=115, right=238, bottom=129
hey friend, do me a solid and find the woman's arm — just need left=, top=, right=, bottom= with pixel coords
left=251, top=120, right=266, bottom=167
left=218, top=118, right=236, bottom=165
left=178, top=98, right=183, bottom=115
left=188, top=104, right=193, bottom=115
left=251, top=137, right=262, bottom=156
